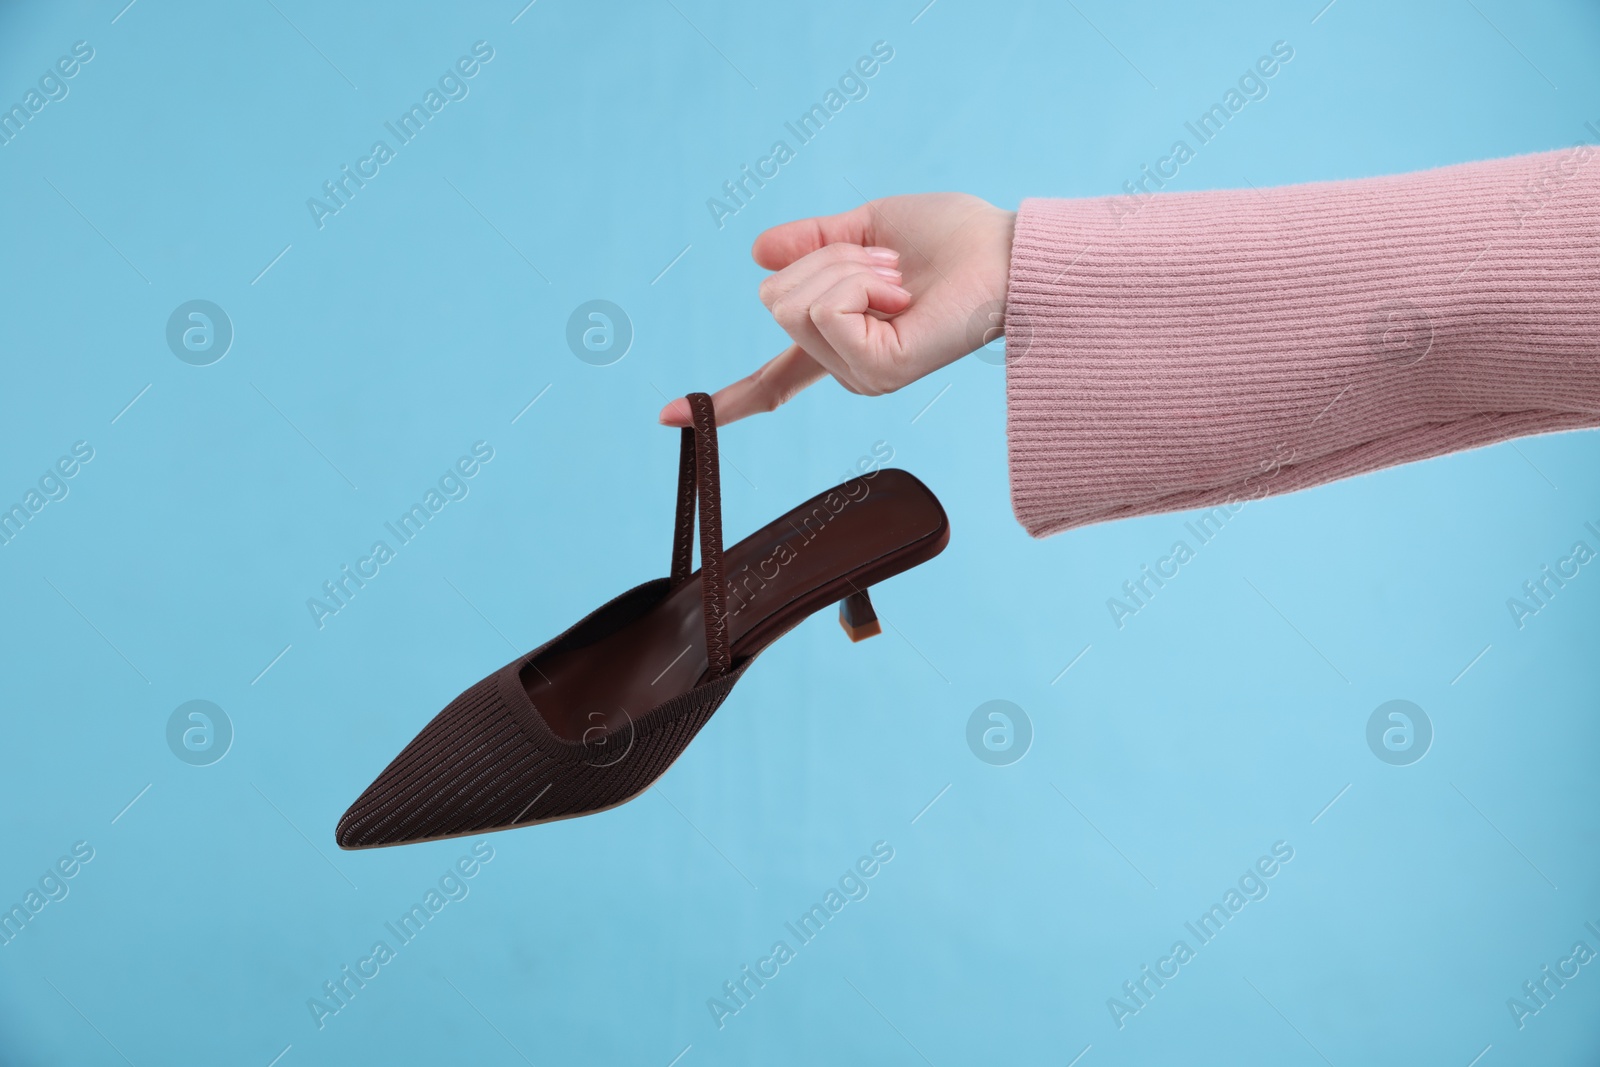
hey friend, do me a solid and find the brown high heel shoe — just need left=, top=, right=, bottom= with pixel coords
left=335, top=393, right=949, bottom=849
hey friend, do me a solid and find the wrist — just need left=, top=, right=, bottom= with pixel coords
left=993, top=208, right=1017, bottom=309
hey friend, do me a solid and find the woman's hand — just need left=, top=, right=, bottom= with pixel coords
left=658, top=193, right=1016, bottom=427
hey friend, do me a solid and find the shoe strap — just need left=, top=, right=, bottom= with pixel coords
left=668, top=392, right=730, bottom=678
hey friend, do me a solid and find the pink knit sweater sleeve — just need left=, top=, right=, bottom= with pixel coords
left=1003, top=149, right=1600, bottom=537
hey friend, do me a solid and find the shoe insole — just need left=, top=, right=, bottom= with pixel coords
left=520, top=469, right=946, bottom=743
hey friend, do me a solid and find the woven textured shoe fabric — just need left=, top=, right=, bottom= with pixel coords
left=336, top=579, right=751, bottom=849
left=336, top=393, right=947, bottom=849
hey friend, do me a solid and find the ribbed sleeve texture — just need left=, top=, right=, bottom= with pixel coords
left=1004, top=149, right=1600, bottom=537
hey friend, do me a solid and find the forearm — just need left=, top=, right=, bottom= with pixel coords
left=1004, top=148, right=1600, bottom=536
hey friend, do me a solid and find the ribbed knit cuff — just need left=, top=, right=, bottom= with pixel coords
left=1004, top=149, right=1600, bottom=537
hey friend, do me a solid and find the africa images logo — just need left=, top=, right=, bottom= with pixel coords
left=1107, top=841, right=1295, bottom=1029
left=706, top=841, right=895, bottom=1030
left=705, top=41, right=894, bottom=230
left=306, top=843, right=495, bottom=1030
left=305, top=442, right=494, bottom=630
left=305, top=42, right=495, bottom=230
left=0, top=40, right=94, bottom=148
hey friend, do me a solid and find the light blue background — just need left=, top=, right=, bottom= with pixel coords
left=2, top=1, right=1597, bottom=1064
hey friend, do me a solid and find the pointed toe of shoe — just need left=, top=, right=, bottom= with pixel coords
left=336, top=591, right=757, bottom=850
left=336, top=675, right=560, bottom=850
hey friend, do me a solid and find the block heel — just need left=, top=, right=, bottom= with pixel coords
left=838, top=588, right=881, bottom=642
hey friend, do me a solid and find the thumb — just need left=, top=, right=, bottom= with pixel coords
left=752, top=204, right=876, bottom=271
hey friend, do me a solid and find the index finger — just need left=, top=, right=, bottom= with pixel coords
left=657, top=344, right=830, bottom=428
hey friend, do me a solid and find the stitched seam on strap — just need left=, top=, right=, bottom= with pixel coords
left=689, top=393, right=730, bottom=677
left=670, top=427, right=696, bottom=586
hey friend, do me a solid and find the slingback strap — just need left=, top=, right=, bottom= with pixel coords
left=670, top=424, right=696, bottom=586
left=667, top=392, right=731, bottom=678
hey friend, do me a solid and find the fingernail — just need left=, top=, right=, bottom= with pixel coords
left=866, top=247, right=899, bottom=262
left=871, top=266, right=902, bottom=280
left=890, top=284, right=912, bottom=298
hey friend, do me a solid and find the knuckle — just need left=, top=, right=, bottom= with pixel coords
left=854, top=367, right=892, bottom=397
left=815, top=243, right=855, bottom=265
left=771, top=297, right=802, bottom=329
left=748, top=370, right=780, bottom=414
